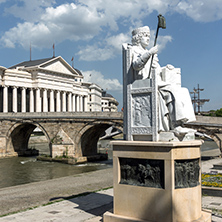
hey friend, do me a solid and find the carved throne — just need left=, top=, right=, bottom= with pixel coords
left=123, top=43, right=158, bottom=141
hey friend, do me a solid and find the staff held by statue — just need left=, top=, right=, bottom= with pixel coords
left=148, top=14, right=166, bottom=79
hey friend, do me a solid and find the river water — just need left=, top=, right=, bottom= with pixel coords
left=0, top=138, right=219, bottom=189
left=0, top=138, right=114, bottom=189
left=0, top=156, right=112, bottom=189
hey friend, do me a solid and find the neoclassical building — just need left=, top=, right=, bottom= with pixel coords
left=101, top=90, right=119, bottom=112
left=0, top=56, right=118, bottom=113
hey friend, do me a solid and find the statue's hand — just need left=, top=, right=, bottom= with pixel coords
left=140, top=46, right=158, bottom=65
left=149, top=45, right=158, bottom=55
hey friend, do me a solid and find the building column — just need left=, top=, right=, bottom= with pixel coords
left=50, top=90, right=55, bottom=112
left=84, top=96, right=88, bottom=111
left=36, top=88, right=41, bottom=112
left=79, top=95, right=83, bottom=112
left=56, top=91, right=61, bottom=112
left=12, top=86, right=17, bottom=113
left=72, top=94, right=76, bottom=112
left=76, top=95, right=80, bottom=112
left=62, top=91, right=66, bottom=112
left=3, top=86, right=8, bottom=113
left=21, top=87, right=26, bottom=112
left=29, top=88, right=34, bottom=112
left=68, top=93, right=72, bottom=112
left=43, top=89, right=48, bottom=112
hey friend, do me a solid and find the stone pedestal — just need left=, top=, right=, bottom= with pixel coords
left=103, top=140, right=211, bottom=222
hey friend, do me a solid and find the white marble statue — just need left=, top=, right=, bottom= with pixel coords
left=131, top=26, right=196, bottom=134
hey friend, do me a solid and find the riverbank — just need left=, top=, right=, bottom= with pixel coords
left=0, top=168, right=113, bottom=216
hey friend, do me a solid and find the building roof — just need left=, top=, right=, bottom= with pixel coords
left=8, top=58, right=53, bottom=69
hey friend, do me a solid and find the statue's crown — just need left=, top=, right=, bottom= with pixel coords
left=132, top=26, right=150, bottom=36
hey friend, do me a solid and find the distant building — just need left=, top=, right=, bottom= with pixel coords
left=0, top=56, right=118, bottom=113
left=101, top=90, right=119, bottom=112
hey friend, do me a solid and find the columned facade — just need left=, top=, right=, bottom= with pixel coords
left=0, top=56, right=118, bottom=113
left=0, top=86, right=92, bottom=113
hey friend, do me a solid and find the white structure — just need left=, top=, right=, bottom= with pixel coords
left=0, top=56, right=118, bottom=113
left=123, top=26, right=196, bottom=141
left=101, top=90, right=119, bottom=112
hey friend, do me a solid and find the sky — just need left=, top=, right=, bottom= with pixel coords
left=0, top=0, right=222, bottom=112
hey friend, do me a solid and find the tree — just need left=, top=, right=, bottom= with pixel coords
left=215, top=108, right=222, bottom=117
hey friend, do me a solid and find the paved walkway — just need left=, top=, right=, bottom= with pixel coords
left=0, top=188, right=114, bottom=222
left=1, top=187, right=222, bottom=222
left=0, top=151, right=222, bottom=221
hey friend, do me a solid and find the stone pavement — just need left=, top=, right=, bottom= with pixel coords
left=0, top=188, right=114, bottom=222
left=0, top=150, right=222, bottom=222
left=1, top=187, right=222, bottom=222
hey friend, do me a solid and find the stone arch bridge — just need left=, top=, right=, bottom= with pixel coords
left=0, top=112, right=123, bottom=159
left=1, top=113, right=221, bottom=159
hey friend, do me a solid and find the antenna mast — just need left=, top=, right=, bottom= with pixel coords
left=190, top=84, right=210, bottom=114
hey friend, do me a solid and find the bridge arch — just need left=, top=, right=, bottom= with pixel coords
left=6, top=121, right=51, bottom=156
left=76, top=120, right=123, bottom=157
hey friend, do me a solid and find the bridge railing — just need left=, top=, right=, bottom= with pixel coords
left=0, top=112, right=123, bottom=120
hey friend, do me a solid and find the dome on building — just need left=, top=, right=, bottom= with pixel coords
left=102, top=90, right=114, bottom=98
left=74, top=68, right=83, bottom=76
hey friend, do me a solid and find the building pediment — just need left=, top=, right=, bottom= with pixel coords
left=9, top=56, right=81, bottom=78
left=39, top=56, right=80, bottom=77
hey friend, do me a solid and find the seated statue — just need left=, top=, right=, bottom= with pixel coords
left=131, top=26, right=196, bottom=135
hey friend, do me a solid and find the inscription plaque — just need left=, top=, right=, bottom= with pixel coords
left=119, top=158, right=164, bottom=189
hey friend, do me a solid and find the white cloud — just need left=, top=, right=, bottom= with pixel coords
left=0, top=0, right=169, bottom=50
left=1, top=0, right=222, bottom=53
left=82, top=70, right=122, bottom=91
left=1, top=2, right=106, bottom=49
left=77, top=33, right=131, bottom=61
left=106, top=33, right=131, bottom=51
left=77, top=30, right=172, bottom=61
left=174, top=0, right=222, bottom=22
left=77, top=45, right=115, bottom=61
left=157, top=35, right=173, bottom=51
left=1, top=22, right=51, bottom=48
left=5, top=0, right=55, bottom=22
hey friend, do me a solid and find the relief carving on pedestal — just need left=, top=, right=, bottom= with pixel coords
left=175, top=158, right=200, bottom=189
left=119, top=158, right=164, bottom=189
